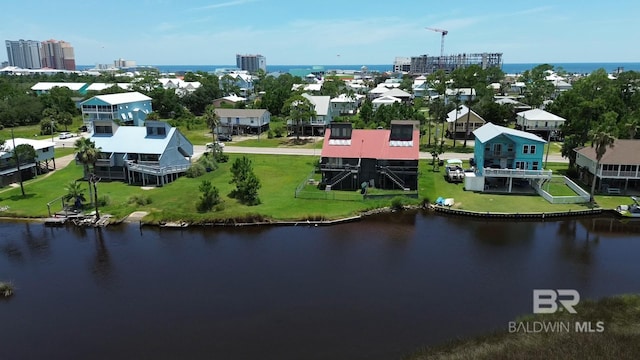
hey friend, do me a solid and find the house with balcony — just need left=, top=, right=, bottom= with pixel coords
left=85, top=120, right=193, bottom=186
left=320, top=121, right=419, bottom=191
left=515, top=108, right=566, bottom=139
left=81, top=92, right=152, bottom=131
left=372, top=95, right=402, bottom=110
left=575, top=139, right=640, bottom=194
left=329, top=94, right=360, bottom=117
left=214, top=108, right=270, bottom=136
left=285, top=93, right=331, bottom=136
left=0, top=138, right=56, bottom=187
left=465, top=122, right=552, bottom=193
left=446, top=105, right=486, bottom=139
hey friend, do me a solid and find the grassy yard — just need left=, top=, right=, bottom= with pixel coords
left=234, top=137, right=324, bottom=149
left=407, top=294, right=640, bottom=360
left=0, top=155, right=629, bottom=222
left=0, top=117, right=85, bottom=140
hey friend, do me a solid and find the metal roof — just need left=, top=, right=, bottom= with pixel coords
left=446, top=105, right=484, bottom=123
left=84, top=92, right=151, bottom=105
left=516, top=108, right=566, bottom=121
left=91, top=126, right=176, bottom=154
left=321, top=128, right=419, bottom=160
left=0, top=138, right=55, bottom=158
left=473, top=122, right=546, bottom=144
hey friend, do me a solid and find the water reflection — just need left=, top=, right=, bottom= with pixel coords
left=88, top=228, right=115, bottom=288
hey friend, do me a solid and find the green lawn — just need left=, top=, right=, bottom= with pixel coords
left=0, top=155, right=628, bottom=222
left=0, top=117, right=85, bottom=140
left=234, top=137, right=323, bottom=149
left=54, top=147, right=76, bottom=158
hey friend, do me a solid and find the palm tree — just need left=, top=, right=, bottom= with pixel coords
left=624, top=115, right=640, bottom=139
left=204, top=104, right=220, bottom=143
left=64, top=181, right=86, bottom=209
left=74, top=138, right=100, bottom=204
left=589, top=130, right=616, bottom=202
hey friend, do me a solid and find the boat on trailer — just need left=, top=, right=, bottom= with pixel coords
left=616, top=196, right=640, bottom=218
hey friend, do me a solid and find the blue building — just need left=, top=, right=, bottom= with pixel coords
left=80, top=92, right=152, bottom=131
left=465, top=123, right=552, bottom=192
left=85, top=120, right=193, bottom=186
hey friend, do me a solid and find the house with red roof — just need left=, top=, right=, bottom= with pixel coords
left=320, top=121, right=420, bottom=191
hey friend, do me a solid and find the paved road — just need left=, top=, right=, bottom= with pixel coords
left=204, top=145, right=569, bottom=163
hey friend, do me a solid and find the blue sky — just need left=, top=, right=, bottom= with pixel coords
left=2, top=0, right=639, bottom=66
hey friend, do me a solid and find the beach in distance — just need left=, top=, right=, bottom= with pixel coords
left=78, top=62, right=640, bottom=75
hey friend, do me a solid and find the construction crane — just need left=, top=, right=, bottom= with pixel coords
left=426, top=27, right=448, bottom=70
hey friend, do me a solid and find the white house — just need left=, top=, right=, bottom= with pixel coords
left=0, top=138, right=56, bottom=187
left=516, top=109, right=566, bottom=137
left=372, top=95, right=402, bottom=110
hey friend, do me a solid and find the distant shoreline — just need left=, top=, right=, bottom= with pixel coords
left=78, top=62, right=640, bottom=74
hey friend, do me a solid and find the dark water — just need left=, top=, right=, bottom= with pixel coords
left=1, top=213, right=640, bottom=360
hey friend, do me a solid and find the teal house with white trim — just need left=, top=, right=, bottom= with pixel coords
left=81, top=92, right=152, bottom=131
left=465, top=123, right=552, bottom=192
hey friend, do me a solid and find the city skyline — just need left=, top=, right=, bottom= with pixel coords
left=1, top=0, right=638, bottom=66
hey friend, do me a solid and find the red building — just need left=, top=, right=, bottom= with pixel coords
left=320, top=121, right=420, bottom=191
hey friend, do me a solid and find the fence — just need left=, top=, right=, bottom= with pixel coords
left=294, top=170, right=419, bottom=201
left=534, top=176, right=590, bottom=204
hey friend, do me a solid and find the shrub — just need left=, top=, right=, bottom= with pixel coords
left=214, top=151, right=229, bottom=163
left=274, top=127, right=283, bottom=138
left=97, top=194, right=111, bottom=207
left=186, top=163, right=206, bottom=178
left=128, top=194, right=152, bottom=206
left=390, top=196, right=405, bottom=211
left=0, top=281, right=14, bottom=298
left=197, top=155, right=218, bottom=171
left=197, top=180, right=221, bottom=212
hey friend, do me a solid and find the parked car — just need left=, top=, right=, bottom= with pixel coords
left=206, top=141, right=225, bottom=150
left=58, top=132, right=72, bottom=139
left=217, top=134, right=232, bottom=142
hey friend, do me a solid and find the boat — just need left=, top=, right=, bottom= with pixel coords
left=616, top=196, right=640, bottom=218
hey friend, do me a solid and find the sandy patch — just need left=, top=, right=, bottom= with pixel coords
left=140, top=186, right=156, bottom=190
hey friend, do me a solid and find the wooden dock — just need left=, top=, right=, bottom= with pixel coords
left=44, top=217, right=67, bottom=227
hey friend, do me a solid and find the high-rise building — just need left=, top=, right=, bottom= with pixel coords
left=236, top=54, right=266, bottom=73
left=409, top=52, right=502, bottom=75
left=393, top=57, right=411, bottom=73
left=40, top=39, right=76, bottom=70
left=5, top=39, right=42, bottom=69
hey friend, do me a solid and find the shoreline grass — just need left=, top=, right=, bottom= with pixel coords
left=405, top=294, right=640, bottom=360
left=0, top=281, right=14, bottom=298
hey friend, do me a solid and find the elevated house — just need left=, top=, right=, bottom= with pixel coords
left=465, top=123, right=552, bottom=193
left=446, top=105, right=486, bottom=139
left=0, top=138, right=56, bottom=187
left=214, top=108, right=270, bottom=136
left=575, top=139, right=640, bottom=194
left=515, top=108, right=566, bottom=139
left=81, top=92, right=152, bottom=131
left=329, top=94, right=360, bottom=117
left=320, top=121, right=420, bottom=191
left=85, top=120, right=193, bottom=186
left=286, top=93, right=331, bottom=136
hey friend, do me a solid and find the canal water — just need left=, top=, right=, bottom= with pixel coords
left=1, top=213, right=640, bottom=360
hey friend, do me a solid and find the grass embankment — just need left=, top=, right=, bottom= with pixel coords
left=0, top=154, right=390, bottom=222
left=406, top=294, right=640, bottom=360
left=0, top=154, right=628, bottom=223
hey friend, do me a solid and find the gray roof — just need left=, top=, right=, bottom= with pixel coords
left=575, top=139, right=640, bottom=165
left=302, top=93, right=330, bottom=116
left=92, top=126, right=176, bottom=154
left=214, top=108, right=269, bottom=118
left=473, top=122, right=546, bottom=144
left=446, top=105, right=484, bottom=123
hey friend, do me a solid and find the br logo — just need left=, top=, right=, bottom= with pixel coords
left=533, top=289, right=580, bottom=314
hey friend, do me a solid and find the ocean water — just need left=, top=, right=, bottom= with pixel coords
left=81, top=62, right=640, bottom=75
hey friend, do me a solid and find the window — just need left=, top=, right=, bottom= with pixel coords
left=95, top=125, right=113, bottom=134
left=493, top=143, right=502, bottom=155
left=530, top=145, right=536, bottom=154
left=523, top=145, right=529, bottom=154
left=532, top=161, right=539, bottom=170
left=515, top=161, right=526, bottom=169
